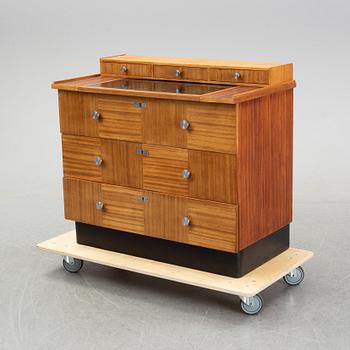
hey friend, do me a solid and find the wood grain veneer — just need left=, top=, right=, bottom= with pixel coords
left=189, top=150, right=237, bottom=204
left=62, top=135, right=102, bottom=182
left=101, top=183, right=145, bottom=234
left=145, top=192, right=237, bottom=252
left=101, top=139, right=142, bottom=188
left=237, top=90, right=293, bottom=250
left=59, top=91, right=98, bottom=137
left=63, top=178, right=145, bottom=234
left=144, top=99, right=186, bottom=147
left=63, top=178, right=237, bottom=252
left=186, top=103, right=236, bottom=154
left=96, top=95, right=145, bottom=142
left=101, top=62, right=152, bottom=78
left=63, top=178, right=102, bottom=225
left=153, top=65, right=208, bottom=81
left=62, top=135, right=143, bottom=188
left=209, top=68, right=269, bottom=84
left=100, top=55, right=293, bottom=85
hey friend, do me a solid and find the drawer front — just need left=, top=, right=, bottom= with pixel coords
left=144, top=192, right=237, bottom=252
left=63, top=178, right=145, bottom=234
left=96, top=95, right=146, bottom=142
left=142, top=145, right=189, bottom=196
left=185, top=103, right=236, bottom=154
left=62, top=135, right=143, bottom=188
left=59, top=91, right=98, bottom=137
left=189, top=150, right=237, bottom=204
left=63, top=178, right=103, bottom=225
left=141, top=145, right=237, bottom=203
left=62, top=135, right=102, bottom=182
left=101, top=62, right=152, bottom=78
left=100, top=139, right=143, bottom=188
left=101, top=183, right=145, bottom=234
left=144, top=100, right=236, bottom=154
left=154, top=65, right=208, bottom=81
left=59, top=92, right=146, bottom=142
left=63, top=178, right=237, bottom=251
left=144, top=99, right=186, bottom=148
left=209, top=68, right=269, bottom=84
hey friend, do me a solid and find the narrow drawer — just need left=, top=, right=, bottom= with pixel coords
left=63, top=178, right=145, bottom=234
left=209, top=68, right=269, bottom=84
left=145, top=192, right=238, bottom=252
left=154, top=65, right=208, bottom=81
left=101, top=62, right=152, bottom=78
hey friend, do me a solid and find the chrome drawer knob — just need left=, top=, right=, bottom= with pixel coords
left=182, top=216, right=191, bottom=226
left=121, top=66, right=128, bottom=73
left=95, top=201, right=104, bottom=210
left=95, top=156, right=103, bottom=166
left=175, top=69, right=182, bottom=77
left=92, top=111, right=100, bottom=120
left=182, top=169, right=191, bottom=179
left=233, top=72, right=241, bottom=80
left=180, top=119, right=190, bottom=130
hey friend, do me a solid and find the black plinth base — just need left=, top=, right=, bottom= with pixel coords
left=75, top=223, right=290, bottom=278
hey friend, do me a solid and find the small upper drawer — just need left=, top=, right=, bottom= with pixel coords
left=101, top=62, right=152, bottom=78
left=154, top=65, right=208, bottom=81
left=209, top=68, right=269, bottom=84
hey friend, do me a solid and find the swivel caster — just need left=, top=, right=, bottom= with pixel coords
left=283, top=266, right=304, bottom=286
left=240, top=295, right=263, bottom=315
left=62, top=256, right=84, bottom=273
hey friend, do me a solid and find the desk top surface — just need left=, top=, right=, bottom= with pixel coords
left=102, top=55, right=289, bottom=69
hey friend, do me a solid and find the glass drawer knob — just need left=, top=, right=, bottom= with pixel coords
left=95, top=201, right=104, bottom=210
left=180, top=119, right=190, bottom=130
left=182, top=216, right=191, bottom=226
left=92, top=111, right=100, bottom=120
left=121, top=66, right=128, bottom=73
left=233, top=72, right=241, bottom=80
left=182, top=169, right=191, bottom=179
left=175, top=69, right=182, bottom=77
left=95, top=156, right=103, bottom=166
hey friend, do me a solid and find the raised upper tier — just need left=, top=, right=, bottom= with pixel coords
left=100, top=54, right=293, bottom=85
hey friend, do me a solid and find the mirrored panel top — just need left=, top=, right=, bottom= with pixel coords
left=92, top=79, right=228, bottom=95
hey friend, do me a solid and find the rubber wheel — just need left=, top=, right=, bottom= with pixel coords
left=240, top=295, right=263, bottom=315
left=283, top=266, right=304, bottom=286
left=62, top=258, right=84, bottom=273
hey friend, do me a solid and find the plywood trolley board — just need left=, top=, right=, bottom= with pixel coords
left=37, top=231, right=313, bottom=315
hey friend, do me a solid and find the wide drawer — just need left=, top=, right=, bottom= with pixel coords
left=62, top=136, right=237, bottom=204
left=59, top=92, right=236, bottom=153
left=63, top=178, right=238, bottom=252
left=209, top=68, right=269, bottom=84
left=153, top=65, right=208, bottom=81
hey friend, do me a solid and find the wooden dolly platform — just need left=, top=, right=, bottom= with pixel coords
left=37, top=231, right=313, bottom=315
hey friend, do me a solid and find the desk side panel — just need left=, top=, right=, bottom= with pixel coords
left=237, top=89, right=293, bottom=250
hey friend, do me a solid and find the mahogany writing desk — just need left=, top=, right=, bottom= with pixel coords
left=52, top=55, right=295, bottom=278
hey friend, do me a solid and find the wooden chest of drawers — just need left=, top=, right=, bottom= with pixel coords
left=53, top=55, right=295, bottom=277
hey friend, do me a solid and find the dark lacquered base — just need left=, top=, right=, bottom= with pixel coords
left=75, top=223, right=290, bottom=278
